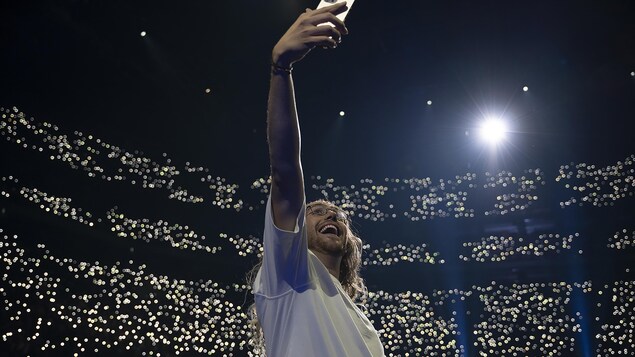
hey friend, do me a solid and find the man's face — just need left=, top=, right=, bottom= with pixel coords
left=306, top=202, right=349, bottom=256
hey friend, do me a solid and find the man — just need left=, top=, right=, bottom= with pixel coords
left=251, top=2, right=385, bottom=356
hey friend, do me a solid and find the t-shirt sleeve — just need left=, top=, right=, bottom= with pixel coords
left=253, top=194, right=312, bottom=298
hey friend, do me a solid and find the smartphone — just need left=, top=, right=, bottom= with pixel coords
left=316, top=0, right=355, bottom=22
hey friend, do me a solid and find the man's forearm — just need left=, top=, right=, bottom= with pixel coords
left=267, top=71, right=304, bottom=230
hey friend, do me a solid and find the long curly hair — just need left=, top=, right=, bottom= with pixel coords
left=246, top=199, right=367, bottom=356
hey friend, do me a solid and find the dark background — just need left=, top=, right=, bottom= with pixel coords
left=1, top=0, right=634, bottom=355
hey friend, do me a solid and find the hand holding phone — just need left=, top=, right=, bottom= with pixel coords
left=271, top=1, right=351, bottom=67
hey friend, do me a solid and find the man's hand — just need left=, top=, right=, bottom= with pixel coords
left=272, top=2, right=349, bottom=68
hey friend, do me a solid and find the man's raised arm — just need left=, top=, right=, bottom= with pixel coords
left=267, top=3, right=349, bottom=231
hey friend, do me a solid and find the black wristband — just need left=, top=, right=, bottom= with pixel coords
left=271, top=62, right=293, bottom=75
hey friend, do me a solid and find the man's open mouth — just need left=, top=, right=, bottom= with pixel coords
left=319, top=223, right=339, bottom=236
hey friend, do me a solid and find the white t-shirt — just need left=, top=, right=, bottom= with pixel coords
left=253, top=196, right=385, bottom=357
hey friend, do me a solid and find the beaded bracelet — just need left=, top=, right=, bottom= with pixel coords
left=271, top=62, right=293, bottom=75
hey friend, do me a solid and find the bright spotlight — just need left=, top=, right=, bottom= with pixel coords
left=522, top=86, right=529, bottom=92
left=140, top=31, right=147, bottom=37
left=478, top=118, right=507, bottom=144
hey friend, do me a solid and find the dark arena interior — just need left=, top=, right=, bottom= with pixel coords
left=1, top=0, right=634, bottom=356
